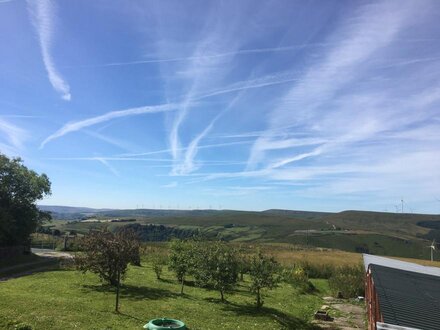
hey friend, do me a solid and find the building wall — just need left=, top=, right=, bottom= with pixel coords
left=366, top=267, right=383, bottom=330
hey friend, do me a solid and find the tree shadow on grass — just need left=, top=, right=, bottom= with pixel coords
left=81, top=284, right=179, bottom=301
left=157, top=278, right=174, bottom=284
left=221, top=302, right=321, bottom=330
left=117, top=312, right=145, bottom=322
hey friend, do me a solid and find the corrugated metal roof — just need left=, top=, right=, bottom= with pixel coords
left=377, top=322, right=421, bottom=330
left=363, top=254, right=440, bottom=277
left=377, top=322, right=422, bottom=330
left=370, top=264, right=440, bottom=330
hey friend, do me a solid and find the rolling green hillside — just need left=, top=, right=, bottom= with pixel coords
left=43, top=206, right=440, bottom=260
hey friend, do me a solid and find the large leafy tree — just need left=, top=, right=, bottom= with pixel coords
left=0, top=154, right=51, bottom=247
left=75, top=229, right=140, bottom=286
left=75, top=228, right=141, bottom=312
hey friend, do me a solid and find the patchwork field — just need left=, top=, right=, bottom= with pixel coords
left=42, top=207, right=440, bottom=260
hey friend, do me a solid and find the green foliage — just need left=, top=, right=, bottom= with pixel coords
left=192, top=240, right=239, bottom=302
left=249, top=251, right=281, bottom=308
left=75, top=229, right=140, bottom=286
left=0, top=154, right=51, bottom=247
left=120, top=223, right=196, bottom=241
left=282, top=266, right=315, bottom=294
left=168, top=239, right=195, bottom=294
left=151, top=253, right=168, bottom=280
left=237, top=245, right=251, bottom=281
left=297, top=261, right=336, bottom=279
left=328, top=264, right=364, bottom=298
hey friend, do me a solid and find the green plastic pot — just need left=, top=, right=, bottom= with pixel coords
left=143, top=318, right=186, bottom=330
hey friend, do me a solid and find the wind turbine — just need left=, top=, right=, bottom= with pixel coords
left=429, top=239, right=436, bottom=262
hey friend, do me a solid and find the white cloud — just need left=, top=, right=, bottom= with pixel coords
left=0, top=119, right=28, bottom=152
left=95, top=157, right=119, bottom=176
left=175, top=93, right=242, bottom=175
left=27, top=0, right=71, bottom=101
left=248, top=1, right=416, bottom=169
left=68, top=43, right=333, bottom=68
left=40, top=103, right=177, bottom=148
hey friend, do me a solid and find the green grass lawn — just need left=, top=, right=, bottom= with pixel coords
left=0, top=262, right=327, bottom=330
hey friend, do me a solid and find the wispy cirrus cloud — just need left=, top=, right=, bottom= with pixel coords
left=64, top=43, right=440, bottom=69
left=65, top=44, right=328, bottom=68
left=27, top=0, right=71, bottom=101
left=166, top=34, right=236, bottom=166
left=119, top=140, right=253, bottom=159
left=194, top=71, right=299, bottom=101
left=168, top=1, right=440, bottom=207
left=0, top=118, right=28, bottom=152
left=95, top=157, right=119, bottom=176
left=155, top=1, right=290, bottom=175
left=248, top=1, right=418, bottom=170
left=8, top=0, right=440, bottom=212
left=168, top=68, right=302, bottom=175
left=40, top=103, right=178, bottom=148
left=175, top=93, right=242, bottom=175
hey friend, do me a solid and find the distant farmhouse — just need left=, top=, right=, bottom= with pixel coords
left=364, top=254, right=440, bottom=330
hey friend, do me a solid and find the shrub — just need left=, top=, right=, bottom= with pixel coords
left=282, top=265, right=315, bottom=293
left=249, top=251, right=281, bottom=308
left=15, top=323, right=33, bottom=330
left=328, top=264, right=364, bottom=298
left=151, top=253, right=168, bottom=280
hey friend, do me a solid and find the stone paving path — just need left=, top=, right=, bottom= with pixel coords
left=312, top=296, right=366, bottom=330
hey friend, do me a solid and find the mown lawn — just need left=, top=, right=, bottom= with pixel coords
left=0, top=262, right=328, bottom=330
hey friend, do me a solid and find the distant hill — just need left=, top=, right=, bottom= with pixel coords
left=39, top=205, right=331, bottom=219
left=41, top=205, right=440, bottom=260
left=262, top=209, right=332, bottom=219
left=39, top=205, right=113, bottom=214
left=38, top=205, right=114, bottom=220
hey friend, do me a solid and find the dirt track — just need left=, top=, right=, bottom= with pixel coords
left=313, top=296, right=366, bottom=329
left=0, top=250, right=72, bottom=281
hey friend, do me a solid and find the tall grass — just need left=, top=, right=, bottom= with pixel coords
left=328, top=265, right=364, bottom=298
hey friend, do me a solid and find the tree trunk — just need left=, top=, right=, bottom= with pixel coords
left=115, top=269, right=120, bottom=312
left=220, top=290, right=224, bottom=302
left=180, top=275, right=185, bottom=295
left=240, top=272, right=244, bottom=281
left=256, top=287, right=261, bottom=308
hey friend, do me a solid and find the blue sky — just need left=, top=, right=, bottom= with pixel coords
left=1, top=0, right=439, bottom=213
